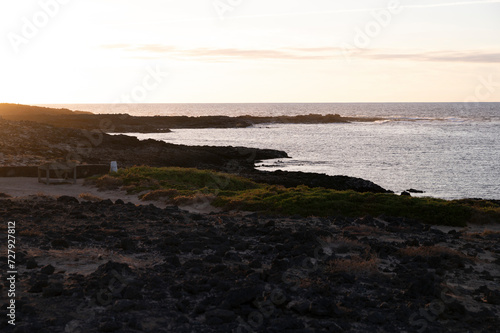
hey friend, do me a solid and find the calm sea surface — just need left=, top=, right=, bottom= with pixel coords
left=39, top=103, right=500, bottom=199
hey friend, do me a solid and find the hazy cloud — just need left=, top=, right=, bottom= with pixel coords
left=402, top=0, right=500, bottom=10
left=361, top=50, right=500, bottom=63
left=101, top=44, right=337, bottom=61
left=101, top=44, right=500, bottom=63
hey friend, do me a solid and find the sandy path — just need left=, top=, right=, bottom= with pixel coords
left=0, top=177, right=152, bottom=206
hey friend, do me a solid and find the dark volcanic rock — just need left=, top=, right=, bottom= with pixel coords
left=244, top=170, right=390, bottom=193
left=42, top=283, right=64, bottom=298
left=51, top=239, right=70, bottom=248
left=3, top=196, right=499, bottom=333
left=57, top=195, right=80, bottom=204
left=407, top=188, right=425, bottom=193
left=40, top=264, right=55, bottom=275
left=26, top=258, right=38, bottom=269
left=205, top=309, right=236, bottom=324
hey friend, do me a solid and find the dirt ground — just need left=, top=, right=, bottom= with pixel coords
left=0, top=177, right=226, bottom=215
left=0, top=177, right=147, bottom=206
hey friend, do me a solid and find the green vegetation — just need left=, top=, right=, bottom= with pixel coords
left=94, top=166, right=500, bottom=227
left=107, top=166, right=259, bottom=194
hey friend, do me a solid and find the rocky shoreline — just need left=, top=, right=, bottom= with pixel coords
left=1, top=195, right=499, bottom=332
left=0, top=118, right=389, bottom=193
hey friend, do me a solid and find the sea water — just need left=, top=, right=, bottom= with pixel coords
left=39, top=103, right=500, bottom=199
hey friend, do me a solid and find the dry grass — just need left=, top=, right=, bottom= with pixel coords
left=18, top=229, right=43, bottom=237
left=140, top=189, right=179, bottom=201
left=476, top=229, right=500, bottom=237
left=94, top=175, right=124, bottom=191
left=172, top=193, right=216, bottom=206
left=342, top=225, right=388, bottom=237
left=26, top=193, right=56, bottom=201
left=121, top=185, right=137, bottom=193
left=325, top=254, right=380, bottom=276
left=464, top=229, right=500, bottom=241
left=317, top=236, right=367, bottom=253
left=78, top=193, right=103, bottom=202
left=398, top=245, right=468, bottom=259
left=298, top=277, right=330, bottom=290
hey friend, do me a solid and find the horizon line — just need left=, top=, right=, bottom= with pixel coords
left=15, top=101, right=500, bottom=105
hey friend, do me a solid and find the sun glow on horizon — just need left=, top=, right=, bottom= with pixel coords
left=1, top=0, right=499, bottom=104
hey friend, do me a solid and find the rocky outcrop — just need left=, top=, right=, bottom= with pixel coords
left=244, top=170, right=391, bottom=193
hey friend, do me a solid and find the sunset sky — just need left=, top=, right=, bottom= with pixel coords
left=1, top=0, right=499, bottom=103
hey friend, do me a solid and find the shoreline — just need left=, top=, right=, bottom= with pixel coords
left=0, top=115, right=390, bottom=194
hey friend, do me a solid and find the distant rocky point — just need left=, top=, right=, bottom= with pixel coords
left=0, top=103, right=385, bottom=133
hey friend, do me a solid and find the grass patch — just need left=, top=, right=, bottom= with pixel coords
left=325, top=254, right=380, bottom=276
left=104, top=166, right=259, bottom=194
left=140, top=189, right=179, bottom=201
left=214, top=187, right=476, bottom=226
left=92, top=166, right=500, bottom=226
left=79, top=193, right=103, bottom=202
left=398, top=245, right=474, bottom=260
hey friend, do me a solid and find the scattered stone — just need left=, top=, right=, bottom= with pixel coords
left=205, top=309, right=236, bottom=324
left=98, top=320, right=121, bottom=332
left=42, top=283, right=64, bottom=298
left=40, top=264, right=55, bottom=275
left=51, top=239, right=70, bottom=248
left=57, top=196, right=79, bottom=204
left=26, top=258, right=38, bottom=269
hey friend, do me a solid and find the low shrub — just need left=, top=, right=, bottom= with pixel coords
left=95, top=175, right=123, bottom=191
left=140, top=189, right=179, bottom=201
left=78, top=193, right=103, bottom=202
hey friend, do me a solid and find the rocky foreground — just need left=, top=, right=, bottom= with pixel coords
left=1, top=195, right=499, bottom=332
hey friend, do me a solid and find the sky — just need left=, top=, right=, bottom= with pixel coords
left=1, top=0, right=499, bottom=103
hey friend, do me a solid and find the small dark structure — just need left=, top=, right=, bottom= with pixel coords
left=38, top=162, right=77, bottom=185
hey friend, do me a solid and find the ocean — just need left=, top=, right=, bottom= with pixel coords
left=39, top=103, right=500, bottom=200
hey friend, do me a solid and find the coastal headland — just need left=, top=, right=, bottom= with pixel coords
left=0, top=103, right=384, bottom=133
left=0, top=104, right=388, bottom=193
